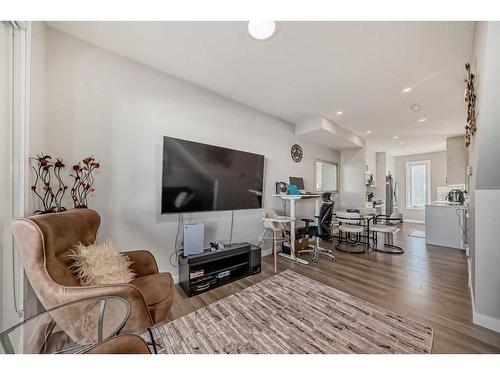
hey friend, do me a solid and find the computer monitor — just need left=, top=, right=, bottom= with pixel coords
left=289, top=177, right=305, bottom=191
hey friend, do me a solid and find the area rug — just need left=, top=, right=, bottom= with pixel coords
left=408, top=230, right=426, bottom=238
left=146, top=270, right=433, bottom=354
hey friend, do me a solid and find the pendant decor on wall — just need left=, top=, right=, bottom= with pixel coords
left=30, top=154, right=68, bottom=214
left=70, top=156, right=101, bottom=209
left=29, top=154, right=102, bottom=214
left=291, top=144, right=303, bottom=163
left=464, top=62, right=477, bottom=147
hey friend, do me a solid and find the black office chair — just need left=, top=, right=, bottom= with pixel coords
left=297, top=193, right=336, bottom=263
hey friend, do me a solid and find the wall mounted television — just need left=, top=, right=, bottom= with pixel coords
left=161, top=136, right=265, bottom=213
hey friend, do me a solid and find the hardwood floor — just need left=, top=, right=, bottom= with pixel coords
left=167, top=223, right=500, bottom=353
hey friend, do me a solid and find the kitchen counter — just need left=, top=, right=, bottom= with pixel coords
left=425, top=203, right=467, bottom=250
left=426, top=201, right=466, bottom=207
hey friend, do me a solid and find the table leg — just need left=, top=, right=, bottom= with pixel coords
left=273, top=230, right=277, bottom=273
left=278, top=199, right=308, bottom=265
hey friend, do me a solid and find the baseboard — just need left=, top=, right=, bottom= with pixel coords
left=469, top=276, right=500, bottom=333
left=261, top=247, right=272, bottom=257
left=403, top=219, right=425, bottom=224
left=473, top=311, right=500, bottom=333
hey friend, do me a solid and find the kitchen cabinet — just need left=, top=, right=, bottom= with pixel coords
left=446, top=136, right=468, bottom=185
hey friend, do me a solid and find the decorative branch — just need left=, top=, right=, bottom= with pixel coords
left=29, top=154, right=67, bottom=214
left=465, top=62, right=477, bottom=147
left=70, top=156, right=101, bottom=209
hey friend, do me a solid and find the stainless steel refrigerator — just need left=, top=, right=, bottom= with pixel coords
left=386, top=173, right=399, bottom=215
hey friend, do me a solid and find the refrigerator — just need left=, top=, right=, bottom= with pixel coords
left=386, top=173, right=399, bottom=215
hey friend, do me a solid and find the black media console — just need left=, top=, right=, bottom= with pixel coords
left=178, top=242, right=261, bottom=297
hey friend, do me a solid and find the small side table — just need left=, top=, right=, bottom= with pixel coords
left=0, top=296, right=130, bottom=354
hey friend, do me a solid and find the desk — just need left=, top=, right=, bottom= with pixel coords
left=272, top=194, right=323, bottom=265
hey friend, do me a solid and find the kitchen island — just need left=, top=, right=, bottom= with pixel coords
left=425, top=203, right=467, bottom=250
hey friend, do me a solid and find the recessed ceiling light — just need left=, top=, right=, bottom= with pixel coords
left=411, top=104, right=422, bottom=112
left=402, top=87, right=412, bottom=93
left=366, top=130, right=372, bottom=134
left=248, top=21, right=276, bottom=41
left=336, top=111, right=343, bottom=115
left=400, top=141, right=404, bottom=145
left=393, top=136, right=399, bottom=139
left=419, top=118, right=427, bottom=122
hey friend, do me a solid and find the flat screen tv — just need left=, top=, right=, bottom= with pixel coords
left=161, top=136, right=265, bottom=213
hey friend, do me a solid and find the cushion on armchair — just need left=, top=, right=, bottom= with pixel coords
left=69, top=240, right=136, bottom=285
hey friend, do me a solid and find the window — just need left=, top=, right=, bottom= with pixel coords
left=406, top=160, right=431, bottom=209
left=314, top=160, right=338, bottom=192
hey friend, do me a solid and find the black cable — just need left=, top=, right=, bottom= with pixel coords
left=229, top=210, right=235, bottom=244
left=456, top=208, right=468, bottom=244
left=170, top=213, right=183, bottom=267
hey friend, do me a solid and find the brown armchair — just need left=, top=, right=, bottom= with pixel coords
left=83, top=334, right=151, bottom=354
left=11, top=209, right=173, bottom=334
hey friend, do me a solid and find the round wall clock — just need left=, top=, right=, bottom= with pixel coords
left=291, top=144, right=303, bottom=163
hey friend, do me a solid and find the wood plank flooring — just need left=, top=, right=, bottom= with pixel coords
left=167, top=223, right=500, bottom=353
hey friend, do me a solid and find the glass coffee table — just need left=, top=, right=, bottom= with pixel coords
left=0, top=296, right=130, bottom=354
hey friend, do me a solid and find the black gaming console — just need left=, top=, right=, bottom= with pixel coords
left=178, top=242, right=261, bottom=297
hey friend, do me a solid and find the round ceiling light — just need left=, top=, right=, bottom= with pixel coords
left=411, top=104, right=422, bottom=112
left=248, top=21, right=276, bottom=41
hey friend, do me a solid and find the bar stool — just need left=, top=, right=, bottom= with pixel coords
left=335, top=212, right=366, bottom=254
left=257, top=210, right=295, bottom=273
left=369, top=213, right=404, bottom=254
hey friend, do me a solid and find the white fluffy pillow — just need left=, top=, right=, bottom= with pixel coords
left=69, top=240, right=136, bottom=286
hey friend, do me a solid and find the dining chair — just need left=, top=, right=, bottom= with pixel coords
left=335, top=211, right=366, bottom=254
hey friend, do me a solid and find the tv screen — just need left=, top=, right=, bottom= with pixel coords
left=161, top=136, right=265, bottom=213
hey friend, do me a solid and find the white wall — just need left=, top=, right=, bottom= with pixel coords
left=469, top=21, right=500, bottom=332
left=0, top=21, right=12, bottom=330
left=394, top=151, right=447, bottom=222
left=37, top=26, right=340, bottom=281
left=23, top=22, right=47, bottom=320
left=339, top=147, right=366, bottom=209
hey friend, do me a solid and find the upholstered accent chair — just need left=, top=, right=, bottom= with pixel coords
left=83, top=334, right=151, bottom=354
left=11, top=209, right=174, bottom=335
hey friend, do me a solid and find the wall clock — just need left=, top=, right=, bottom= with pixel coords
left=291, top=144, right=303, bottom=163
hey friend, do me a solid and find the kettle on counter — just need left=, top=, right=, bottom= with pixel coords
left=446, top=189, right=465, bottom=204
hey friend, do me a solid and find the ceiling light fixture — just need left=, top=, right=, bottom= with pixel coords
left=248, top=21, right=276, bottom=41
left=366, top=130, right=372, bottom=134
left=419, top=118, right=427, bottom=122
left=411, top=104, right=422, bottom=112
left=400, top=141, right=404, bottom=145
left=336, top=111, right=343, bottom=115
left=393, top=136, right=399, bottom=139
left=402, top=87, right=412, bottom=93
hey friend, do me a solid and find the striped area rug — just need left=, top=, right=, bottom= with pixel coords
left=147, top=270, right=434, bottom=354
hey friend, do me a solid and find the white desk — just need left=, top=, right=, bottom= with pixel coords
left=272, top=194, right=323, bottom=265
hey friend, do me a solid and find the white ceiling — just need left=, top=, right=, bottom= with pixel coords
left=47, top=21, right=475, bottom=156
